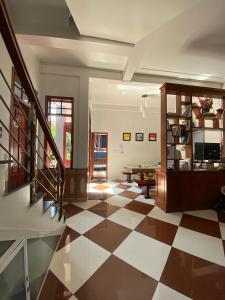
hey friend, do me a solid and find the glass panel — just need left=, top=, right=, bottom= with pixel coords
left=0, top=247, right=26, bottom=300
left=62, top=102, right=72, bottom=109
left=49, top=101, right=61, bottom=115
left=27, top=235, right=60, bottom=300
left=66, top=131, right=71, bottom=160
left=0, top=240, right=15, bottom=258
left=62, top=108, right=72, bottom=115
left=22, top=90, right=28, bottom=102
left=48, top=115, right=72, bottom=168
left=14, top=85, right=22, bottom=98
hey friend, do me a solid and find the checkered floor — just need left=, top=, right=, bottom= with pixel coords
left=39, top=180, right=225, bottom=300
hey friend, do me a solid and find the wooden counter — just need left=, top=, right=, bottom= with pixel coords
left=156, top=170, right=225, bottom=212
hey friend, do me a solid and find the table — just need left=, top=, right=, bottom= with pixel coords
left=123, top=165, right=160, bottom=180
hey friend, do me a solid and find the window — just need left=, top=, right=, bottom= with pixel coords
left=12, top=69, right=28, bottom=103
left=46, top=96, right=73, bottom=168
left=8, top=68, right=30, bottom=190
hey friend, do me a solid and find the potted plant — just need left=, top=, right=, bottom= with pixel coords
left=198, top=97, right=214, bottom=115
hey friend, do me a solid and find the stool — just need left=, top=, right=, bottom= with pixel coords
left=122, top=172, right=132, bottom=183
left=135, top=179, right=156, bottom=199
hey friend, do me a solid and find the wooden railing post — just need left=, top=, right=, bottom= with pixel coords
left=28, top=102, right=36, bottom=203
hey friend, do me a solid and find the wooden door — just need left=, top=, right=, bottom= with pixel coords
left=8, top=100, right=29, bottom=190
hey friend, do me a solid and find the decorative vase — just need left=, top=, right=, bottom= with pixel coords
left=192, top=105, right=201, bottom=118
left=216, top=108, right=224, bottom=119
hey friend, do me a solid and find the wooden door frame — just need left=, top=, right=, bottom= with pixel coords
left=63, top=122, right=72, bottom=168
left=89, top=132, right=108, bottom=180
left=45, top=95, right=74, bottom=169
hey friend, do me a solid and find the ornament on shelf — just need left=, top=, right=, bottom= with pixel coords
left=198, top=96, right=213, bottom=115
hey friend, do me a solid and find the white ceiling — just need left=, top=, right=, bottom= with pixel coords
left=66, top=0, right=199, bottom=44
left=89, top=78, right=161, bottom=107
left=8, top=0, right=225, bottom=84
left=18, top=35, right=131, bottom=70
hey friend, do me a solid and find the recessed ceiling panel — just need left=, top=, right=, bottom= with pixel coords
left=17, top=35, right=131, bottom=70
left=66, top=0, right=200, bottom=43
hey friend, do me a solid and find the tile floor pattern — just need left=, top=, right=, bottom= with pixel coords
left=39, top=180, right=225, bottom=300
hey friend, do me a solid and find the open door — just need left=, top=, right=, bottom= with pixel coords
left=89, top=132, right=108, bottom=180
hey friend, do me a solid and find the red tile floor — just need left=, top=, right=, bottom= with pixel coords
left=39, top=180, right=225, bottom=300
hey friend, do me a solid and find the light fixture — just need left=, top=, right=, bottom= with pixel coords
left=140, top=94, right=150, bottom=118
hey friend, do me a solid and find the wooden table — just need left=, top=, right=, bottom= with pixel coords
left=123, top=165, right=160, bottom=180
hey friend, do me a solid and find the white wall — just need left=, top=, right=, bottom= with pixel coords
left=40, top=64, right=89, bottom=169
left=91, top=107, right=160, bottom=180
left=40, top=72, right=80, bottom=167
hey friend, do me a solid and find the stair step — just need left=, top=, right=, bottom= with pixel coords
left=30, top=192, right=45, bottom=206
left=0, top=160, right=14, bottom=164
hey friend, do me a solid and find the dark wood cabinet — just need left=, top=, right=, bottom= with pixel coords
left=156, top=83, right=225, bottom=212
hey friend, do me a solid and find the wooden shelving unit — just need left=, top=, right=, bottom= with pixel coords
left=156, top=82, right=225, bottom=212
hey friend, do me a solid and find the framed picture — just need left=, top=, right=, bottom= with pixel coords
left=123, top=132, right=131, bottom=141
left=135, top=133, right=144, bottom=141
left=149, top=133, right=157, bottom=141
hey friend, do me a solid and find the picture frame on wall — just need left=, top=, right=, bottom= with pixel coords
left=135, top=133, right=144, bottom=141
left=123, top=132, right=131, bottom=141
left=149, top=133, right=157, bottom=141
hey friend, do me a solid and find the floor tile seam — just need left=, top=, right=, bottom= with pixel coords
left=146, top=215, right=180, bottom=228
left=48, top=268, right=74, bottom=296
left=183, top=212, right=220, bottom=224
left=175, top=226, right=223, bottom=241
left=110, top=253, right=161, bottom=284
left=169, top=245, right=225, bottom=268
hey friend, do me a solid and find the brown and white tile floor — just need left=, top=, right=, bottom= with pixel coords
left=39, top=180, right=225, bottom=300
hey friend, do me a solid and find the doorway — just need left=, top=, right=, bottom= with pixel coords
left=45, top=96, right=73, bottom=168
left=90, top=132, right=108, bottom=180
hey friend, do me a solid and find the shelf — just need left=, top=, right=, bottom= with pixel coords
left=193, top=127, right=224, bottom=131
left=193, top=160, right=221, bottom=163
left=181, top=101, right=191, bottom=105
left=167, top=143, right=191, bottom=145
left=167, top=129, right=191, bottom=132
left=167, top=158, right=185, bottom=160
left=167, top=115, right=191, bottom=120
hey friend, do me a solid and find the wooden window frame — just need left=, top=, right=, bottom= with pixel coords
left=8, top=67, right=31, bottom=190
left=45, top=96, right=74, bottom=169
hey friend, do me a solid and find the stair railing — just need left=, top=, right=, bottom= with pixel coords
left=0, top=0, right=65, bottom=220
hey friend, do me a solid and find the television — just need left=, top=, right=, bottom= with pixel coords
left=194, top=143, right=221, bottom=161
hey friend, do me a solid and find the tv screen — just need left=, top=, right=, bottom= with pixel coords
left=195, top=143, right=221, bottom=161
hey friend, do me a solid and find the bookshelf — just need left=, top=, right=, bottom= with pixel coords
left=156, top=82, right=225, bottom=212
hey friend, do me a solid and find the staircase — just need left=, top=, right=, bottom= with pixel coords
left=0, top=1, right=66, bottom=298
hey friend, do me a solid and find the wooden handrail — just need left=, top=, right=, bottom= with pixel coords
left=0, top=0, right=65, bottom=179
